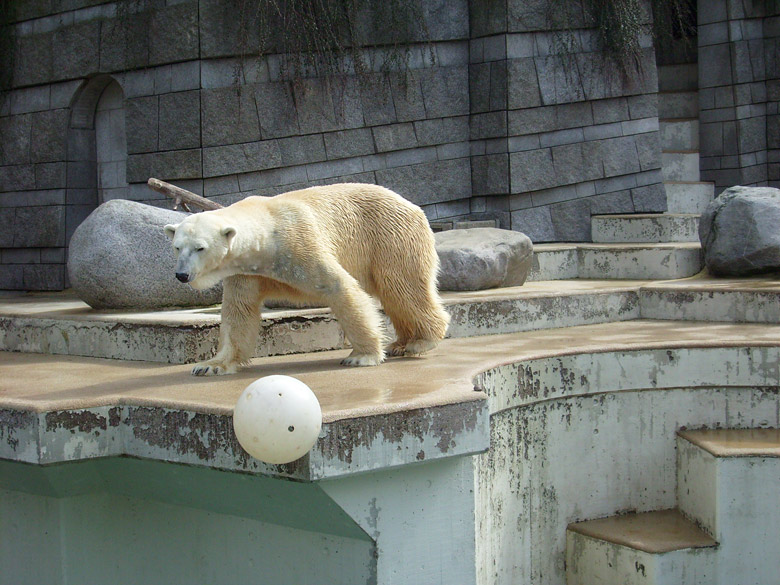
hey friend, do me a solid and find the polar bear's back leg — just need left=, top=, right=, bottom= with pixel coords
left=374, top=248, right=450, bottom=357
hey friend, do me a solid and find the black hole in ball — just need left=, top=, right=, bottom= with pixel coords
left=288, top=425, right=295, bottom=432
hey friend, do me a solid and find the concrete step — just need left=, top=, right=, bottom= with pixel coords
left=0, top=282, right=642, bottom=363
left=660, top=119, right=699, bottom=151
left=665, top=181, right=715, bottom=214
left=577, top=243, right=703, bottom=280
left=677, top=429, right=780, bottom=584
left=659, top=90, right=699, bottom=119
left=658, top=63, right=698, bottom=92
left=592, top=213, right=700, bottom=243
left=662, top=151, right=700, bottom=182
left=640, top=276, right=780, bottom=323
left=566, top=509, right=717, bottom=585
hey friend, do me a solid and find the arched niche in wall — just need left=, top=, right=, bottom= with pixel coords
left=65, top=74, right=128, bottom=247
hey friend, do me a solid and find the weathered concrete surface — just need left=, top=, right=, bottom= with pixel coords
left=435, top=227, right=533, bottom=291
left=591, top=213, right=699, bottom=243
left=68, top=199, right=222, bottom=309
left=0, top=281, right=646, bottom=362
left=699, top=185, right=780, bottom=276
left=577, top=242, right=703, bottom=279
left=474, top=344, right=780, bottom=585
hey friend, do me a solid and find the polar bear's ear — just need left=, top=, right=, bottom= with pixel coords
left=164, top=224, right=179, bottom=240
left=221, top=226, right=236, bottom=248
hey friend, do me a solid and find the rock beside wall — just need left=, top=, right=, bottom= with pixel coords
left=699, top=185, right=780, bottom=276
left=435, top=227, right=533, bottom=291
left=68, top=200, right=222, bottom=309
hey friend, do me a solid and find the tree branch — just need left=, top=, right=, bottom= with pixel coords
left=147, top=178, right=224, bottom=212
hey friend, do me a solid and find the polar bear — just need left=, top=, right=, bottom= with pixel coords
left=164, top=183, right=450, bottom=376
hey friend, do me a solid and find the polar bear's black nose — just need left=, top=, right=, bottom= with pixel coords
left=175, top=272, right=189, bottom=283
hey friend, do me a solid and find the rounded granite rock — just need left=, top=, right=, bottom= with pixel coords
left=435, top=227, right=534, bottom=291
left=68, top=199, right=222, bottom=309
left=699, top=185, right=780, bottom=276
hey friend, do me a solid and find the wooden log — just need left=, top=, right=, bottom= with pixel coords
left=147, top=177, right=224, bottom=212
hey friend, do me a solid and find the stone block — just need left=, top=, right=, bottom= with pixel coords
left=0, top=165, right=36, bottom=191
left=738, top=116, right=767, bottom=152
left=552, top=142, right=602, bottom=184
left=540, top=128, right=584, bottom=148
left=470, top=111, right=507, bottom=141
left=470, top=0, right=507, bottom=37
left=30, top=109, right=69, bottom=163
left=360, top=73, right=397, bottom=126
left=324, top=128, right=375, bottom=160
left=508, top=106, right=554, bottom=135
left=256, top=82, right=299, bottom=138
left=376, top=158, right=471, bottom=206
left=158, top=90, right=201, bottom=151
left=419, top=66, right=469, bottom=118
left=373, top=123, right=418, bottom=152
left=510, top=205, right=555, bottom=242
left=469, top=63, right=492, bottom=113
left=10, top=86, right=50, bottom=114
left=590, top=190, right=634, bottom=214
left=125, top=96, right=159, bottom=154
left=0, top=264, right=23, bottom=289
left=421, top=115, right=479, bottom=146
left=389, top=71, right=426, bottom=122
left=23, top=264, right=66, bottom=291
left=294, top=77, right=363, bottom=135
left=13, top=205, right=65, bottom=247
left=510, top=148, right=556, bottom=192
left=0, top=115, right=32, bottom=166
left=627, top=94, right=659, bottom=119
left=634, top=132, right=662, bottom=171
left=201, top=86, right=262, bottom=147
left=601, top=136, right=641, bottom=177
left=436, top=227, right=532, bottom=290
left=68, top=199, right=222, bottom=309
left=535, top=54, right=585, bottom=105
left=488, top=61, right=508, bottom=110
left=99, top=12, right=150, bottom=72
left=13, top=33, right=53, bottom=86
left=149, top=3, right=199, bottom=65
left=35, top=163, right=67, bottom=190
left=699, top=44, right=733, bottom=88
left=279, top=134, right=327, bottom=167
left=507, top=58, right=542, bottom=109
left=550, top=197, right=591, bottom=241
left=592, top=98, right=629, bottom=124
left=471, top=153, right=509, bottom=195
left=127, top=149, right=203, bottom=183
left=631, top=183, right=667, bottom=212
left=202, top=141, right=281, bottom=178
left=66, top=161, right=98, bottom=188
left=52, top=21, right=100, bottom=81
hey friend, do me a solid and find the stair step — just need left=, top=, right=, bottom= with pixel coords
left=660, top=119, right=699, bottom=151
left=640, top=277, right=780, bottom=323
left=566, top=510, right=717, bottom=585
left=665, top=181, right=715, bottom=214
left=662, top=151, right=700, bottom=182
left=659, top=90, right=699, bottom=119
left=658, top=63, right=698, bottom=92
left=527, top=244, right=578, bottom=281
left=678, top=428, right=780, bottom=458
left=592, top=213, right=699, bottom=243
left=577, top=243, right=702, bottom=280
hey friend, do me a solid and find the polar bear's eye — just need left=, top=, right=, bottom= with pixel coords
left=196, top=247, right=205, bottom=252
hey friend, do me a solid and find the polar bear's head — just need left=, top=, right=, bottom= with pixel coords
left=164, top=212, right=236, bottom=290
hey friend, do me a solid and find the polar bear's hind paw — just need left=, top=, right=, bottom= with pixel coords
left=340, top=352, right=385, bottom=367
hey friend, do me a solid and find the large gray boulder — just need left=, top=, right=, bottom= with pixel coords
left=699, top=186, right=780, bottom=276
left=68, top=199, right=221, bottom=309
left=435, top=227, right=533, bottom=291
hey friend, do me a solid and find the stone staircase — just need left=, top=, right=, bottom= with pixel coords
left=538, top=63, right=715, bottom=282
left=566, top=429, right=780, bottom=584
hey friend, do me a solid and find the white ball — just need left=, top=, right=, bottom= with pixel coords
left=233, top=375, right=322, bottom=464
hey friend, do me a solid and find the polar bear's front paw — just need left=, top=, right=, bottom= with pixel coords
left=191, top=360, right=239, bottom=376
left=340, top=351, right=385, bottom=367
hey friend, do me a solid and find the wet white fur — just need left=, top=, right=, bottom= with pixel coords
left=165, top=183, right=450, bottom=375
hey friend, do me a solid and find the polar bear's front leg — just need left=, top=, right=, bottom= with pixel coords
left=192, top=275, right=263, bottom=376
left=320, top=267, right=385, bottom=367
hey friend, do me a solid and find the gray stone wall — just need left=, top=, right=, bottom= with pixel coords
left=698, top=0, right=779, bottom=191
left=2, top=0, right=776, bottom=290
left=469, top=0, right=666, bottom=242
